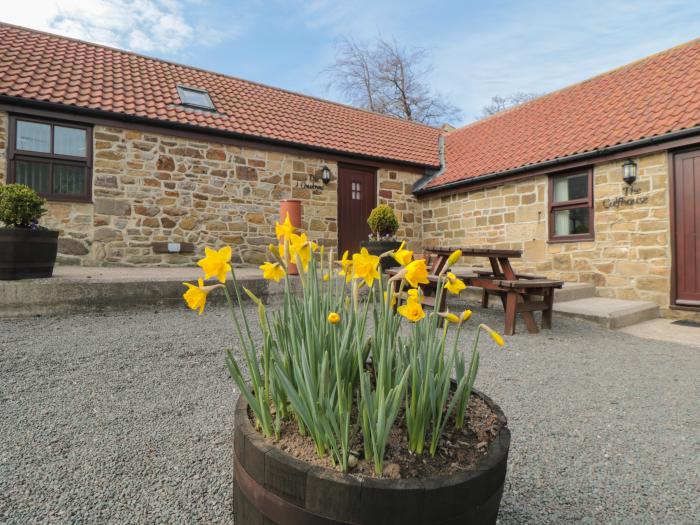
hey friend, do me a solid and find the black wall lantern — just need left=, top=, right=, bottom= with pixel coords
left=622, top=159, right=637, bottom=185
left=321, top=165, right=332, bottom=185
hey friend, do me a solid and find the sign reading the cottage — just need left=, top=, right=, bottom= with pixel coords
left=602, top=185, right=648, bottom=209
left=295, top=173, right=324, bottom=191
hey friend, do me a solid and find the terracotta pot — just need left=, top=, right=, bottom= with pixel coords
left=0, top=228, right=59, bottom=280
left=233, top=389, right=510, bottom=525
left=279, top=200, right=301, bottom=275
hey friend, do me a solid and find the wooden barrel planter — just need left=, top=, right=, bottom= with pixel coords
left=0, top=228, right=59, bottom=280
left=233, top=390, right=510, bottom=525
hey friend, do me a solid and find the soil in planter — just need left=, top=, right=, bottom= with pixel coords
left=252, top=393, right=502, bottom=479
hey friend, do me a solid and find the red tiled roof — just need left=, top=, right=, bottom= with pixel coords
left=0, top=23, right=441, bottom=168
left=427, top=38, right=700, bottom=189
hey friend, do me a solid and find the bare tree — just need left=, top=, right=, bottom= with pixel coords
left=479, top=92, right=542, bottom=118
left=322, top=37, right=462, bottom=126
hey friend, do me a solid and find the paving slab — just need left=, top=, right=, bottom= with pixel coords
left=618, top=318, right=700, bottom=348
left=553, top=297, right=659, bottom=329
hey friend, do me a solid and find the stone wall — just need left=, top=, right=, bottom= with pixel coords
left=421, top=152, right=687, bottom=315
left=0, top=111, right=422, bottom=265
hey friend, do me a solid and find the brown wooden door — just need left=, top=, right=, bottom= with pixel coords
left=673, top=150, right=700, bottom=306
left=337, top=165, right=376, bottom=255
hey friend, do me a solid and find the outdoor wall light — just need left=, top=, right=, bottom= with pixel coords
left=321, top=165, right=332, bottom=185
left=622, top=159, right=637, bottom=185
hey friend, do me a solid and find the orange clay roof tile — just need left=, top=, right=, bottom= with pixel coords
left=0, top=23, right=441, bottom=168
left=428, top=37, right=700, bottom=188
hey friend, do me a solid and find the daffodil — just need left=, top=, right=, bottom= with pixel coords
left=398, top=301, right=426, bottom=322
left=406, top=288, right=422, bottom=304
left=275, top=213, right=296, bottom=240
left=440, top=311, right=461, bottom=324
left=445, top=249, right=462, bottom=269
left=461, top=309, right=473, bottom=322
left=289, top=233, right=314, bottom=272
left=327, top=312, right=340, bottom=324
left=336, top=250, right=353, bottom=282
left=404, top=259, right=429, bottom=288
left=481, top=324, right=505, bottom=347
left=352, top=248, right=380, bottom=287
left=260, top=261, right=285, bottom=282
left=323, top=273, right=330, bottom=282
left=182, top=278, right=218, bottom=315
left=444, top=272, right=467, bottom=295
left=384, top=290, right=398, bottom=308
left=197, top=246, right=232, bottom=283
left=392, top=241, right=413, bottom=266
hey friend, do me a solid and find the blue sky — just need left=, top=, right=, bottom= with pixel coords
left=3, top=1, right=700, bottom=125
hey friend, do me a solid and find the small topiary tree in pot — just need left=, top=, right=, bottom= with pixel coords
left=0, top=184, right=59, bottom=280
left=362, top=204, right=402, bottom=271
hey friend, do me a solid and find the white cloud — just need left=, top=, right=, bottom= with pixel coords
left=0, top=0, right=222, bottom=54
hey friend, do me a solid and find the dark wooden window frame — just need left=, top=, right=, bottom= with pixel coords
left=547, top=167, right=595, bottom=243
left=7, top=114, right=93, bottom=203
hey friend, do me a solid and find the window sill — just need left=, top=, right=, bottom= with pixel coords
left=41, top=195, right=93, bottom=204
left=548, top=235, right=595, bottom=244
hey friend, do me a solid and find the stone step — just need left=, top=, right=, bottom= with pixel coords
left=0, top=265, right=275, bottom=318
left=553, top=297, right=660, bottom=329
left=554, top=282, right=597, bottom=303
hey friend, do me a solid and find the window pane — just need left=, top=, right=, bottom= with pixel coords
left=53, top=165, right=86, bottom=196
left=554, top=207, right=590, bottom=236
left=16, top=120, right=50, bottom=153
left=54, top=126, right=86, bottom=157
left=553, top=172, right=588, bottom=202
left=179, top=87, right=214, bottom=109
left=15, top=160, right=50, bottom=193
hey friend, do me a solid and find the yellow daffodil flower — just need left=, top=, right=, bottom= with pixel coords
left=461, top=309, right=473, bottom=322
left=197, top=246, right=232, bottom=283
left=440, top=311, right=461, bottom=324
left=289, top=233, right=313, bottom=272
left=327, top=312, right=341, bottom=324
left=275, top=213, right=296, bottom=240
left=352, top=248, right=380, bottom=287
left=337, top=250, right=353, bottom=282
left=404, top=259, right=430, bottom=288
left=182, top=278, right=217, bottom=315
left=323, top=273, right=330, bottom=282
left=406, top=288, right=422, bottom=304
left=384, top=291, right=398, bottom=308
left=259, top=261, right=286, bottom=282
left=392, top=241, right=413, bottom=266
left=444, top=272, right=467, bottom=295
left=481, top=324, right=505, bottom=347
left=445, top=249, right=462, bottom=269
left=397, top=301, right=426, bottom=322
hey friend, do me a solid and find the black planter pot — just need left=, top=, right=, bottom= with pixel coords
left=361, top=240, right=402, bottom=271
left=0, top=228, right=59, bottom=280
left=233, top=390, right=510, bottom=525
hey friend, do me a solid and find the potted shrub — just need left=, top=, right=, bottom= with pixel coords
left=182, top=227, right=511, bottom=525
left=361, top=204, right=402, bottom=271
left=0, top=183, right=58, bottom=280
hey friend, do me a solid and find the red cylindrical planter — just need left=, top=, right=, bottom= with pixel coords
left=279, top=200, right=301, bottom=275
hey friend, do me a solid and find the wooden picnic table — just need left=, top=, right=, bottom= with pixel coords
left=390, top=247, right=562, bottom=336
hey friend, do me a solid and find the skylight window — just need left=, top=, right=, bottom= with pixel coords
left=177, top=85, right=215, bottom=110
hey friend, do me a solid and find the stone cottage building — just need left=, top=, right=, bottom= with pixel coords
left=0, top=23, right=699, bottom=320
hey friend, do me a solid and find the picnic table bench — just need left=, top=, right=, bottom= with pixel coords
left=388, top=247, right=563, bottom=335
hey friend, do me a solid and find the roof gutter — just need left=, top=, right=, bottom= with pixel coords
left=0, top=95, right=441, bottom=171
left=414, top=124, right=700, bottom=197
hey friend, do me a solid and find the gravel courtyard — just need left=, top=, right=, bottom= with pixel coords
left=1, top=304, right=698, bottom=524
